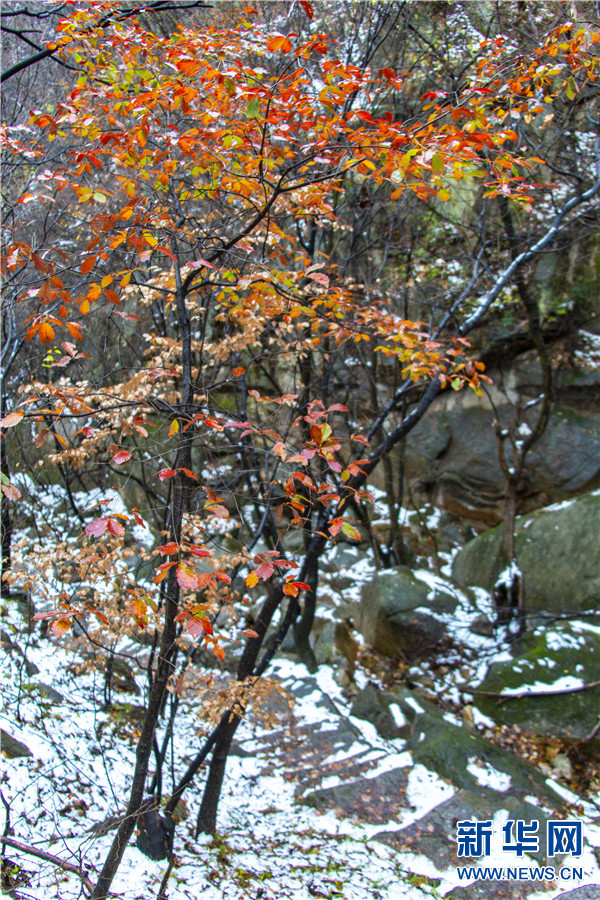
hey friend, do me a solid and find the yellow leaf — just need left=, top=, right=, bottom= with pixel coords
left=169, top=419, right=179, bottom=437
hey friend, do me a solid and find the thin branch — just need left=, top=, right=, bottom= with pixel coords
left=0, top=836, right=96, bottom=896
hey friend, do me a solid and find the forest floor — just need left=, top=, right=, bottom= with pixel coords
left=2, top=586, right=600, bottom=900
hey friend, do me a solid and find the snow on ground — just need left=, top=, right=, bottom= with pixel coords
left=2, top=493, right=599, bottom=898
left=2, top=611, right=599, bottom=899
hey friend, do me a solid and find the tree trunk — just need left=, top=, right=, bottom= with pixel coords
left=195, top=715, right=239, bottom=835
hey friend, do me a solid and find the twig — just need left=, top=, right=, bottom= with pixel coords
left=156, top=856, right=174, bottom=900
left=579, top=715, right=600, bottom=746
left=0, top=836, right=96, bottom=896
left=469, top=679, right=600, bottom=705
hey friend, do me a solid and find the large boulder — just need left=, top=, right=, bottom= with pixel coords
left=357, top=567, right=472, bottom=657
left=473, top=621, right=600, bottom=745
left=404, top=359, right=600, bottom=526
left=452, top=492, right=600, bottom=612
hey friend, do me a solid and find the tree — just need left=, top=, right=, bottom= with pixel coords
left=1, top=2, right=599, bottom=896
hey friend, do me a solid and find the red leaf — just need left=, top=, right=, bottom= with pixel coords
left=107, top=518, right=126, bottom=537
left=179, top=467, right=198, bottom=481
left=157, top=468, right=177, bottom=480
left=131, top=508, right=146, bottom=527
left=299, top=0, right=313, bottom=18
left=177, top=563, right=198, bottom=590
left=207, top=504, right=229, bottom=519
left=112, top=449, right=131, bottom=464
left=85, top=517, right=109, bottom=537
left=187, top=258, right=216, bottom=270
left=255, top=563, right=274, bottom=580
left=306, top=271, right=329, bottom=287
left=158, top=542, right=179, bottom=555
left=242, top=628, right=259, bottom=638
left=188, top=544, right=211, bottom=558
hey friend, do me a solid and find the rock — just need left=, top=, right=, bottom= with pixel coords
left=0, top=729, right=33, bottom=758
left=21, top=682, right=64, bottom=705
left=554, top=888, right=600, bottom=900
left=470, top=615, right=494, bottom=637
left=357, top=567, right=468, bottom=657
left=377, top=789, right=506, bottom=869
left=302, top=767, right=410, bottom=823
left=473, top=621, right=600, bottom=745
left=312, top=620, right=337, bottom=666
left=443, top=880, right=549, bottom=899
left=350, top=683, right=409, bottom=740
left=409, top=713, right=566, bottom=811
left=109, top=658, right=141, bottom=695
left=404, top=381, right=600, bottom=527
left=1, top=629, right=40, bottom=676
left=452, top=492, right=600, bottom=612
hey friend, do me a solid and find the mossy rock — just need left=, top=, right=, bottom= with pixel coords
left=21, top=682, right=64, bottom=705
left=409, top=714, right=566, bottom=811
left=452, top=492, right=600, bottom=612
left=474, top=621, right=600, bottom=744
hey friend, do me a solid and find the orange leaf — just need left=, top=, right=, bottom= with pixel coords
left=65, top=322, right=82, bottom=340
left=242, top=628, right=259, bottom=638
left=1, top=483, right=21, bottom=501
left=50, top=617, right=72, bottom=639
left=107, top=518, right=125, bottom=537
left=267, top=35, right=292, bottom=53
left=81, top=255, right=96, bottom=275
left=0, top=411, right=24, bottom=428
left=38, top=322, right=55, bottom=344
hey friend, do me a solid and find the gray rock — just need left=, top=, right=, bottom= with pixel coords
left=473, top=621, right=600, bottom=745
left=350, top=683, right=408, bottom=740
left=554, top=888, right=600, bottom=899
left=312, top=620, right=337, bottom=666
left=357, top=567, right=465, bottom=657
left=452, top=492, right=600, bottom=612
left=21, top=682, right=64, bottom=705
left=404, top=383, right=600, bottom=527
left=409, top=713, right=566, bottom=810
left=302, top=767, right=410, bottom=823
left=1, top=629, right=40, bottom=676
left=443, top=880, right=550, bottom=899
left=0, top=729, right=33, bottom=758
left=470, top=615, right=494, bottom=637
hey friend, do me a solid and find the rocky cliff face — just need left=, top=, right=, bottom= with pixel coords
left=402, top=329, right=600, bottom=529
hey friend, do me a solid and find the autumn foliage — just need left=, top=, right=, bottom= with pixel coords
left=1, top=2, right=599, bottom=895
